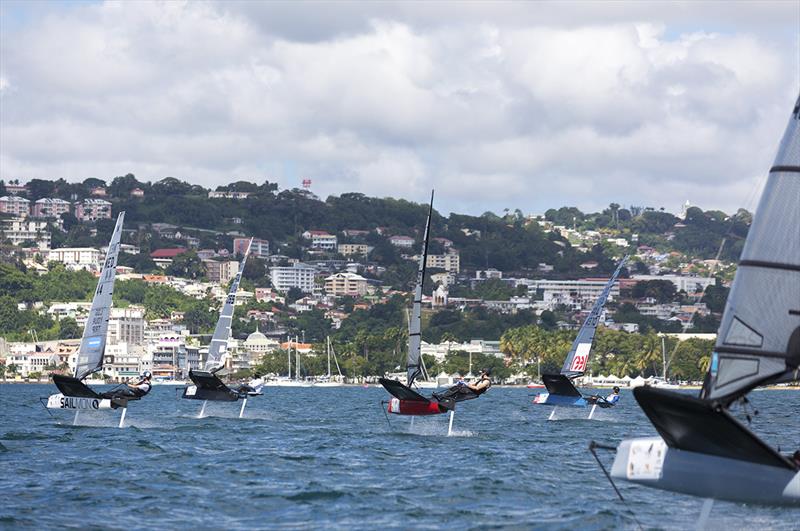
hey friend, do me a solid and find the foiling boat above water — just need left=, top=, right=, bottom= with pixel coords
left=43, top=213, right=139, bottom=428
left=604, top=93, right=800, bottom=508
left=181, top=239, right=264, bottom=418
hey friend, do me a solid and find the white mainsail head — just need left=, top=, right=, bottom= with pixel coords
left=407, top=191, right=434, bottom=386
left=204, top=238, right=253, bottom=371
left=701, top=93, right=800, bottom=403
left=74, top=212, right=125, bottom=381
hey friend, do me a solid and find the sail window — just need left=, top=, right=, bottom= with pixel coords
left=715, top=356, right=759, bottom=389
left=723, top=317, right=763, bottom=348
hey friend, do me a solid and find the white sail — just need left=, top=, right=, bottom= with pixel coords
left=407, top=191, right=434, bottom=386
left=701, top=93, right=800, bottom=402
left=204, top=238, right=253, bottom=371
left=74, top=212, right=125, bottom=381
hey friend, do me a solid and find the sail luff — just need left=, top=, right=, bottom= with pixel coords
left=701, top=93, right=800, bottom=403
left=74, top=212, right=125, bottom=381
left=204, top=238, right=253, bottom=371
left=407, top=191, right=434, bottom=386
left=560, top=255, right=629, bottom=377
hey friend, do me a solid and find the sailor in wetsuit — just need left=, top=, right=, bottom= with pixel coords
left=102, top=371, right=152, bottom=399
left=434, top=368, right=492, bottom=402
left=588, top=386, right=620, bottom=407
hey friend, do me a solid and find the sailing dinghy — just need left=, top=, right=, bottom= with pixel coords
left=379, top=192, right=488, bottom=435
left=44, top=212, right=135, bottom=428
left=533, top=256, right=628, bottom=419
left=605, top=93, right=800, bottom=507
left=181, top=238, right=263, bottom=418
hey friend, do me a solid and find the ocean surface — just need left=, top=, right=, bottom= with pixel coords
left=0, top=384, right=798, bottom=530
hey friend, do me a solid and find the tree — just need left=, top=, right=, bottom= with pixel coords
left=58, top=317, right=81, bottom=339
left=166, top=251, right=205, bottom=279
left=109, top=173, right=142, bottom=197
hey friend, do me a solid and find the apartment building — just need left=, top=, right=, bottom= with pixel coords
left=302, top=230, right=338, bottom=251
left=270, top=263, right=316, bottom=293
left=338, top=243, right=371, bottom=256
left=233, top=237, right=270, bottom=259
left=74, top=198, right=112, bottom=221
left=32, top=198, right=71, bottom=218
left=47, top=247, right=102, bottom=270
left=324, top=272, right=368, bottom=297
left=202, top=259, right=240, bottom=284
left=1, top=218, right=51, bottom=249
left=0, top=196, right=30, bottom=217
left=426, top=250, right=460, bottom=274
left=107, top=307, right=146, bottom=346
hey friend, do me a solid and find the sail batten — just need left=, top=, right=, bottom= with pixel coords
left=560, top=256, right=628, bottom=378
left=407, top=191, right=434, bottom=387
left=204, top=238, right=253, bottom=371
left=74, top=212, right=125, bottom=381
left=701, top=93, right=800, bottom=402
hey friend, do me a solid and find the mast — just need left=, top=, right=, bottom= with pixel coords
left=74, top=212, right=125, bottom=381
left=700, top=93, right=800, bottom=404
left=287, top=335, right=292, bottom=379
left=204, top=238, right=252, bottom=371
left=327, top=336, right=331, bottom=378
left=560, top=255, right=629, bottom=378
left=407, top=190, right=434, bottom=387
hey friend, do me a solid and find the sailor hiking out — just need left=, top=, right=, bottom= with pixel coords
left=102, top=372, right=153, bottom=400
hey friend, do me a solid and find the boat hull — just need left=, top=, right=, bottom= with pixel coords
left=533, top=392, right=587, bottom=407
left=387, top=397, right=447, bottom=415
left=46, top=393, right=119, bottom=410
left=611, top=437, right=800, bottom=506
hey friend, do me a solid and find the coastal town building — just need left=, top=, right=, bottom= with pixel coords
left=324, top=272, right=368, bottom=297
left=74, top=198, right=112, bottom=221
left=103, top=343, right=146, bottom=381
left=302, top=230, right=338, bottom=250
left=530, top=278, right=621, bottom=310
left=233, top=237, right=269, bottom=259
left=0, top=196, right=30, bottom=217
left=150, top=248, right=187, bottom=268
left=426, top=250, right=460, bottom=274
left=208, top=190, right=251, bottom=199
left=107, top=307, right=146, bottom=346
left=337, top=243, right=371, bottom=256
left=202, top=259, right=240, bottom=284
left=270, top=263, right=316, bottom=293
left=630, top=274, right=715, bottom=294
left=388, top=235, right=415, bottom=248
left=1, top=218, right=51, bottom=249
left=32, top=198, right=70, bottom=218
left=47, top=247, right=102, bottom=270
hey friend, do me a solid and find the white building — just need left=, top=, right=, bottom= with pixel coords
left=0, top=195, right=30, bottom=217
left=324, top=272, right=368, bottom=297
left=388, top=235, right=415, bottom=248
left=302, top=230, right=338, bottom=251
left=32, top=198, right=71, bottom=218
left=1, top=218, right=51, bottom=249
left=208, top=190, right=251, bottom=199
left=234, top=237, right=269, bottom=259
left=103, top=343, right=146, bottom=381
left=338, top=243, right=371, bottom=256
left=631, top=274, right=716, bottom=294
left=531, top=278, right=621, bottom=310
left=47, top=247, right=102, bottom=270
left=75, top=198, right=112, bottom=221
left=107, top=307, right=146, bottom=346
left=270, top=263, right=316, bottom=293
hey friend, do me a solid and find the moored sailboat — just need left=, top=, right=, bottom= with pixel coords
left=181, top=238, right=264, bottom=418
left=44, top=212, right=136, bottom=428
left=533, top=256, right=628, bottom=419
left=605, top=93, right=800, bottom=507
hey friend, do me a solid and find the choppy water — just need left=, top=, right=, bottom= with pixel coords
left=0, top=384, right=798, bottom=530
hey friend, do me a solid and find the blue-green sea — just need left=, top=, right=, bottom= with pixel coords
left=1, top=384, right=797, bottom=529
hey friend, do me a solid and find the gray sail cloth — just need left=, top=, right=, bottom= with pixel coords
left=74, top=212, right=125, bottom=381
left=701, top=93, right=800, bottom=403
left=560, top=255, right=629, bottom=378
left=407, top=191, right=434, bottom=386
left=204, top=238, right=253, bottom=371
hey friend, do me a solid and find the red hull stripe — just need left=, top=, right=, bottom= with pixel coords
left=387, top=398, right=445, bottom=416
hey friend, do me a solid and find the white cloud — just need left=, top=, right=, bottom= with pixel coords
left=0, top=0, right=797, bottom=216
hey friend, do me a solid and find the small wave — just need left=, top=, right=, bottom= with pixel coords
left=285, top=490, right=346, bottom=502
left=1, top=431, right=51, bottom=441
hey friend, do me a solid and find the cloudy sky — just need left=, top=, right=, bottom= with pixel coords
left=1, top=1, right=798, bottom=216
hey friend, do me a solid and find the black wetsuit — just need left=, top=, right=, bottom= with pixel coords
left=102, top=381, right=151, bottom=399
left=433, top=377, right=491, bottom=403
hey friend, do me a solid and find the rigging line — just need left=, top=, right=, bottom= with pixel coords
left=588, top=441, right=644, bottom=531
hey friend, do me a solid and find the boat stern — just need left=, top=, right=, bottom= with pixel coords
left=387, top=397, right=449, bottom=415
left=533, top=392, right=587, bottom=407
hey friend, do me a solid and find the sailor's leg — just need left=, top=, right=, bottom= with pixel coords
left=695, top=498, right=714, bottom=531
left=588, top=404, right=597, bottom=419
left=199, top=400, right=208, bottom=418
left=73, top=409, right=80, bottom=426
left=239, top=398, right=247, bottom=419
left=118, top=407, right=127, bottom=429
left=548, top=408, right=556, bottom=421
left=447, top=410, right=455, bottom=436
